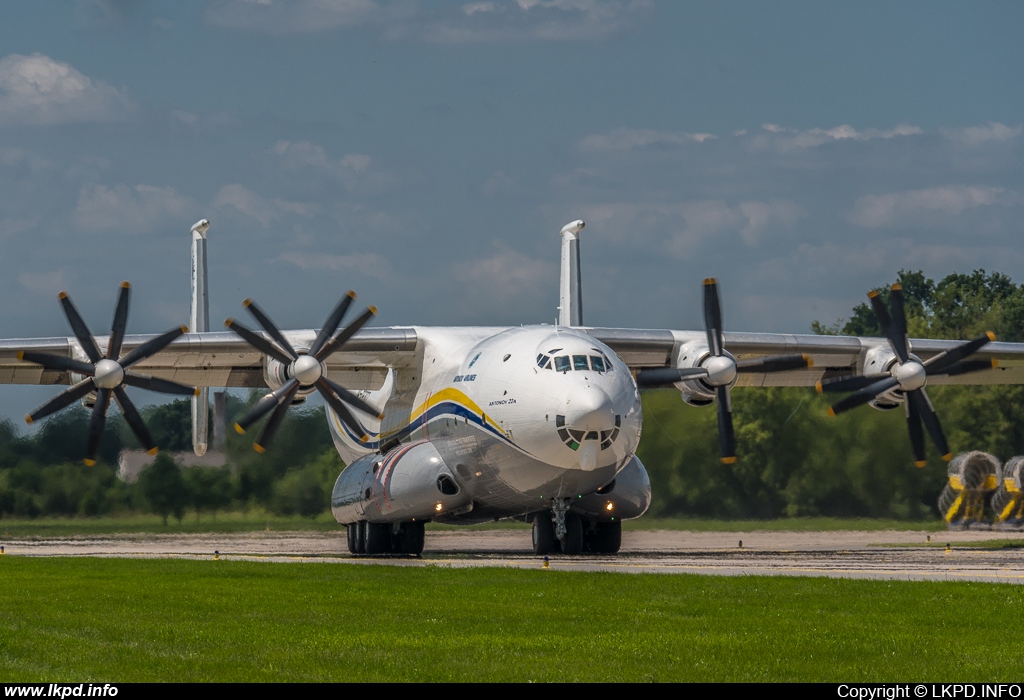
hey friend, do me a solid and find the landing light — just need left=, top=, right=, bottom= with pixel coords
left=435, top=503, right=443, bottom=512
left=605, top=502, right=614, bottom=512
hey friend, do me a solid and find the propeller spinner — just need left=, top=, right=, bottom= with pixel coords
left=226, top=291, right=384, bottom=452
left=19, top=282, right=196, bottom=465
left=636, top=278, right=813, bottom=464
left=817, top=283, right=997, bottom=466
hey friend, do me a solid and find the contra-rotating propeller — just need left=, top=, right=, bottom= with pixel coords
left=19, top=282, right=196, bottom=465
left=635, top=278, right=814, bottom=464
left=226, top=291, right=384, bottom=452
left=817, top=283, right=997, bottom=466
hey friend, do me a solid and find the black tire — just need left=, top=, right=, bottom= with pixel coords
left=364, top=521, right=391, bottom=555
left=346, top=523, right=359, bottom=554
left=396, top=521, right=425, bottom=555
left=591, top=521, right=622, bottom=554
left=353, top=521, right=366, bottom=554
left=532, top=512, right=556, bottom=555
left=560, top=513, right=584, bottom=555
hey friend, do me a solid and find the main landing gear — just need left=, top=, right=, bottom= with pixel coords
left=531, top=504, right=621, bottom=555
left=346, top=520, right=425, bottom=556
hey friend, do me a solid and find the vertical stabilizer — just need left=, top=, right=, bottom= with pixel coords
left=558, top=219, right=585, bottom=326
left=190, top=218, right=210, bottom=456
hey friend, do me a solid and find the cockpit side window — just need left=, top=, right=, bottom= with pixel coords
left=553, top=355, right=571, bottom=373
left=590, top=355, right=605, bottom=372
left=536, top=353, right=552, bottom=369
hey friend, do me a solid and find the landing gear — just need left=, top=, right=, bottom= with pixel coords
left=586, top=521, right=621, bottom=554
left=347, top=520, right=425, bottom=556
left=532, top=513, right=557, bottom=555
left=396, top=521, right=425, bottom=555
left=561, top=513, right=584, bottom=555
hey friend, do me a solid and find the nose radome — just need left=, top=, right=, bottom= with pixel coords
left=564, top=386, right=615, bottom=431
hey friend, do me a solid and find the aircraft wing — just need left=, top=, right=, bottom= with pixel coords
left=588, top=328, right=1024, bottom=387
left=0, top=328, right=420, bottom=391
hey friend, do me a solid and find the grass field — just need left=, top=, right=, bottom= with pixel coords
left=0, top=512, right=947, bottom=538
left=2, top=558, right=1023, bottom=682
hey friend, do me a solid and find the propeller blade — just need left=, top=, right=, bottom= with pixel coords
left=703, top=278, right=724, bottom=356
left=827, top=376, right=900, bottom=417
left=113, top=386, right=157, bottom=455
left=253, top=381, right=301, bottom=453
left=932, top=358, right=998, bottom=377
left=888, top=283, right=910, bottom=363
left=315, top=379, right=369, bottom=442
left=815, top=373, right=890, bottom=394
left=635, top=367, right=709, bottom=388
left=908, top=388, right=951, bottom=461
left=84, top=388, right=111, bottom=466
left=108, top=281, right=131, bottom=360
left=716, top=386, right=736, bottom=464
left=122, top=372, right=199, bottom=396
left=318, top=377, right=383, bottom=418
left=243, top=299, right=298, bottom=361
left=17, top=351, right=95, bottom=377
left=314, top=306, right=378, bottom=361
left=25, top=378, right=96, bottom=424
left=225, top=318, right=293, bottom=366
left=906, top=398, right=927, bottom=468
left=59, top=292, right=102, bottom=364
left=234, top=378, right=299, bottom=434
left=118, top=326, right=188, bottom=369
left=924, top=332, right=996, bottom=374
left=736, top=354, right=813, bottom=374
left=309, top=291, right=356, bottom=358
left=867, top=290, right=904, bottom=362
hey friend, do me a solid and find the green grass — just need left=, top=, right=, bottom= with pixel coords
left=2, top=558, right=1024, bottom=682
left=0, top=513, right=946, bottom=538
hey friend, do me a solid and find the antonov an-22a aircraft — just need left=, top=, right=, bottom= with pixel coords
left=3, top=218, right=1024, bottom=556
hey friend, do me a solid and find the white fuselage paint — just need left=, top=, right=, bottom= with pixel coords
left=326, top=325, right=644, bottom=521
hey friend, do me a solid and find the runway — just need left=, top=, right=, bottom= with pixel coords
left=5, top=527, right=1024, bottom=584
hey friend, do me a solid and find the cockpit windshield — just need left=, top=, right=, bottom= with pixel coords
left=537, top=348, right=612, bottom=373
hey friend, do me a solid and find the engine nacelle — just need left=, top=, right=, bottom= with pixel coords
left=264, top=352, right=317, bottom=404
left=671, top=341, right=723, bottom=407
left=861, top=344, right=901, bottom=410
left=574, top=455, right=652, bottom=520
left=331, top=441, right=471, bottom=524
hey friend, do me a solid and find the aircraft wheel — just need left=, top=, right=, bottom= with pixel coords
left=590, top=521, right=621, bottom=554
left=532, top=512, right=556, bottom=555
left=364, top=522, right=391, bottom=555
left=346, top=523, right=359, bottom=554
left=353, top=521, right=366, bottom=554
left=397, top=521, right=425, bottom=555
left=560, top=513, right=584, bottom=555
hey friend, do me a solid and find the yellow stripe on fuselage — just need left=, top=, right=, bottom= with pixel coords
left=409, top=386, right=506, bottom=435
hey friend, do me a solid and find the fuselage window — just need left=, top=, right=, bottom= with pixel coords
left=573, top=355, right=589, bottom=371
left=590, top=355, right=605, bottom=372
left=554, top=355, right=571, bottom=373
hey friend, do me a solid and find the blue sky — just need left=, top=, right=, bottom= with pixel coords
left=1, top=0, right=1022, bottom=416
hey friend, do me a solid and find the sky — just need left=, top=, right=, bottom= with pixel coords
left=0, top=0, right=1022, bottom=419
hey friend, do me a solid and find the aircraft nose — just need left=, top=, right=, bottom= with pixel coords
left=564, top=386, right=616, bottom=432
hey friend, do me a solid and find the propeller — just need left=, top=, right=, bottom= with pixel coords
left=816, top=283, right=997, bottom=466
left=226, top=291, right=384, bottom=452
left=19, top=282, right=196, bottom=466
left=635, top=278, right=814, bottom=464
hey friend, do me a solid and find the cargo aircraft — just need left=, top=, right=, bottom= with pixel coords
left=2, top=219, right=1023, bottom=555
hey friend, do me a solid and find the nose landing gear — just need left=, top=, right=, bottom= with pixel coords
left=531, top=501, right=621, bottom=555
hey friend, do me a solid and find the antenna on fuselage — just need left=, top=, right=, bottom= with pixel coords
left=557, top=219, right=585, bottom=327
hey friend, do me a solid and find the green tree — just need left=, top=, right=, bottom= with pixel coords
left=137, top=453, right=189, bottom=525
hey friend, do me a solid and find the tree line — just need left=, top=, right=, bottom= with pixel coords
left=2, top=269, right=1023, bottom=523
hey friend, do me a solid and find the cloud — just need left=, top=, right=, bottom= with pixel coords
left=748, top=122, right=922, bottom=151
left=204, top=0, right=649, bottom=41
left=0, top=53, right=133, bottom=126
left=583, top=199, right=804, bottom=258
left=18, top=269, right=69, bottom=296
left=212, top=184, right=318, bottom=227
left=848, top=185, right=1013, bottom=229
left=941, top=122, right=1022, bottom=146
left=579, top=128, right=716, bottom=152
left=279, top=250, right=393, bottom=280
left=271, top=140, right=387, bottom=191
left=73, top=184, right=195, bottom=233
